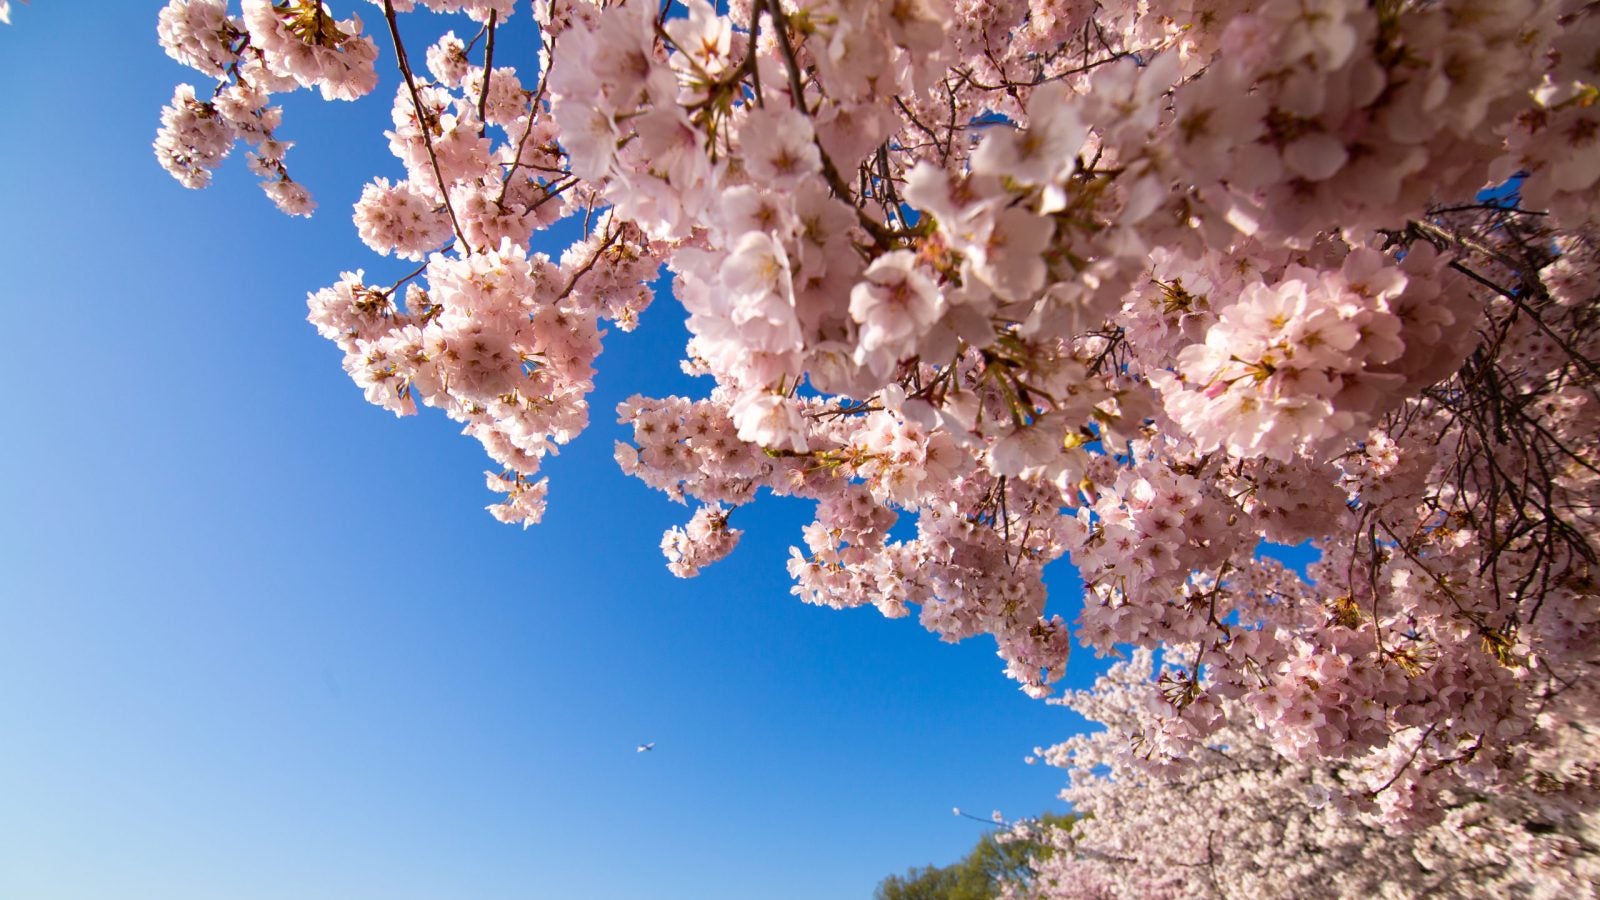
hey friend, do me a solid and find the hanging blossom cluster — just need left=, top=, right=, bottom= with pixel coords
left=998, top=649, right=1600, bottom=898
left=154, top=0, right=383, bottom=212
left=152, top=0, right=1600, bottom=848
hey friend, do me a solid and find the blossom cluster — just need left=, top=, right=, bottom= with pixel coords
left=152, top=0, right=1600, bottom=844
left=155, top=0, right=383, bottom=213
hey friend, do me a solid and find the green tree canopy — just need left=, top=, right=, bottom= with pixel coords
left=876, top=814, right=1077, bottom=900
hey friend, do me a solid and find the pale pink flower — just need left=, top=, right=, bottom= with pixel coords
left=850, top=251, right=945, bottom=377
left=740, top=107, right=822, bottom=189
left=971, top=82, right=1085, bottom=185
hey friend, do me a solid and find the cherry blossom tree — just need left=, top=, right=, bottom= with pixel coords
left=1001, top=649, right=1600, bottom=897
left=146, top=0, right=1600, bottom=863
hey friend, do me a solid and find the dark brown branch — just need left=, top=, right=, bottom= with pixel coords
left=477, top=10, right=497, bottom=127
left=381, top=0, right=471, bottom=252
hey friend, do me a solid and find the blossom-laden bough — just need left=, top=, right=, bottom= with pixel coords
left=150, top=0, right=1600, bottom=854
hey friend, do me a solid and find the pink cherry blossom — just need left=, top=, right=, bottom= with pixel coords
left=149, top=1, right=1600, bottom=877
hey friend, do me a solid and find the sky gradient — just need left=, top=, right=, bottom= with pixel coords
left=0, top=5, right=1114, bottom=898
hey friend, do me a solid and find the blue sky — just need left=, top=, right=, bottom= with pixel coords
left=0, top=5, right=1115, bottom=898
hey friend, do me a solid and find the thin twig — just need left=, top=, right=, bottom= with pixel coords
left=382, top=0, right=471, bottom=253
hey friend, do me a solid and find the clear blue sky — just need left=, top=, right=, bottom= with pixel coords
left=0, top=5, right=1114, bottom=898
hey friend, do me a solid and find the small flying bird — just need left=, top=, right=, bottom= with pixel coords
left=637, top=742, right=656, bottom=753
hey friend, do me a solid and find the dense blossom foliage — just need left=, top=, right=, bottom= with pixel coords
left=1002, top=650, right=1600, bottom=897
left=146, top=0, right=1600, bottom=874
